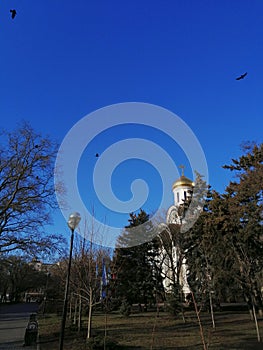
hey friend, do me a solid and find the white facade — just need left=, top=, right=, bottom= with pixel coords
left=167, top=175, right=194, bottom=224
left=162, top=174, right=194, bottom=296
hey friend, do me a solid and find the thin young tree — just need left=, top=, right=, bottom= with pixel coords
left=157, top=222, right=187, bottom=321
left=70, top=217, right=111, bottom=340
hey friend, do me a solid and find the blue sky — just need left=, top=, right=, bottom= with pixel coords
left=1, top=1, right=263, bottom=246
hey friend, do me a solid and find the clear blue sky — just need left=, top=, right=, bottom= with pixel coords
left=1, top=1, right=262, bottom=247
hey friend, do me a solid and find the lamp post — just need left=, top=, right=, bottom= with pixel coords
left=43, top=271, right=50, bottom=316
left=59, top=212, right=81, bottom=350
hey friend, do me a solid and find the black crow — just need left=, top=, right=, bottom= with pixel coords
left=236, top=72, right=247, bottom=80
left=10, top=9, right=17, bottom=19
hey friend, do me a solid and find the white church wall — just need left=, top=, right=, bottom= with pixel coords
left=163, top=174, right=193, bottom=297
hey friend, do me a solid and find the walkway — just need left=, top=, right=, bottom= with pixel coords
left=0, top=303, right=39, bottom=349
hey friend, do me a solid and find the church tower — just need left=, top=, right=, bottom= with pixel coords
left=162, top=166, right=193, bottom=296
left=167, top=166, right=194, bottom=224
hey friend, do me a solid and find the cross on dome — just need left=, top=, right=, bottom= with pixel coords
left=179, top=164, right=185, bottom=176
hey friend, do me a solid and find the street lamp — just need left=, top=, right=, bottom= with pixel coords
left=59, top=212, right=81, bottom=350
left=43, top=271, right=50, bottom=316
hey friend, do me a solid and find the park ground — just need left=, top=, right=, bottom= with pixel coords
left=38, top=307, right=263, bottom=350
left=0, top=302, right=38, bottom=349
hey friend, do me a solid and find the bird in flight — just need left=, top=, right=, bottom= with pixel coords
left=10, top=9, right=17, bottom=19
left=236, top=72, right=247, bottom=80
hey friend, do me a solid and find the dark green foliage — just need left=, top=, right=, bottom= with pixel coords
left=119, top=299, right=131, bottom=317
left=221, top=143, right=263, bottom=312
left=165, top=284, right=184, bottom=316
left=104, top=297, right=121, bottom=312
left=111, top=209, right=164, bottom=306
left=184, top=143, right=263, bottom=313
left=0, top=255, right=48, bottom=302
left=86, top=335, right=119, bottom=349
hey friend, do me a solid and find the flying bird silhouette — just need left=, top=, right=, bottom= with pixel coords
left=10, top=9, right=17, bottom=19
left=236, top=72, right=247, bottom=80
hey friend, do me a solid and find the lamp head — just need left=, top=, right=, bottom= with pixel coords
left=67, top=212, right=81, bottom=231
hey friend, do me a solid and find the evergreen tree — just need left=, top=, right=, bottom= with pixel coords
left=222, top=143, right=263, bottom=317
left=112, top=209, right=163, bottom=307
left=185, top=144, right=263, bottom=340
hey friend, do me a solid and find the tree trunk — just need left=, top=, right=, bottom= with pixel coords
left=191, top=291, right=207, bottom=350
left=104, top=310, right=107, bottom=350
left=73, top=297, right=77, bottom=325
left=69, top=294, right=72, bottom=321
left=209, top=291, right=216, bottom=329
left=252, top=300, right=261, bottom=342
left=78, top=293, right=82, bottom=332
left=253, top=284, right=263, bottom=317
left=87, top=288, right=93, bottom=340
left=244, top=293, right=254, bottom=321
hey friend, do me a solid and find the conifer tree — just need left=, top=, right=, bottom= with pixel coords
left=222, top=144, right=263, bottom=319
left=112, top=209, right=163, bottom=307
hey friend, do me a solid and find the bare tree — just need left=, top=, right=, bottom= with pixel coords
left=157, top=222, right=188, bottom=321
left=0, top=122, right=64, bottom=254
left=70, top=217, right=111, bottom=340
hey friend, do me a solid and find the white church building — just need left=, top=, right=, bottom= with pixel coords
left=161, top=168, right=194, bottom=297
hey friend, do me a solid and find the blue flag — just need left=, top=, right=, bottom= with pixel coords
left=101, top=260, right=107, bottom=299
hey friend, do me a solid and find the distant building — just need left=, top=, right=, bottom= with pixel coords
left=29, top=257, right=42, bottom=272
left=24, top=258, right=60, bottom=302
left=29, top=257, right=60, bottom=273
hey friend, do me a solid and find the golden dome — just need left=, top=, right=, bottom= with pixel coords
left=172, top=175, right=194, bottom=190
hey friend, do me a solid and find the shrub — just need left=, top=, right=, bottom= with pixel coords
left=119, top=299, right=131, bottom=317
left=86, top=335, right=119, bottom=349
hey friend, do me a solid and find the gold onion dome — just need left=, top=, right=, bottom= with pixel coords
left=172, top=175, right=194, bottom=190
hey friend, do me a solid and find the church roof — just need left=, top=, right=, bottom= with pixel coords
left=172, top=175, right=194, bottom=190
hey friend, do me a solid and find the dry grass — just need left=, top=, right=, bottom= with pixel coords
left=38, top=310, right=263, bottom=349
